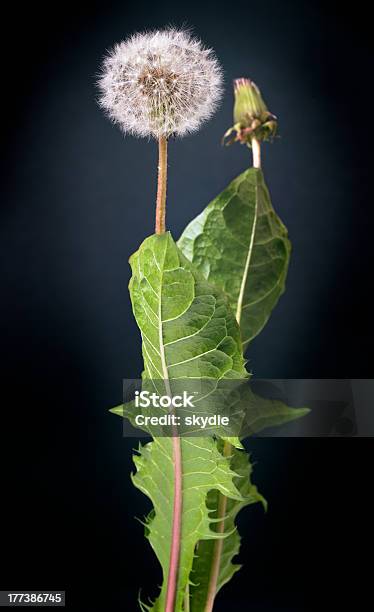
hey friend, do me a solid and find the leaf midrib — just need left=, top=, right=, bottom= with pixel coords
left=235, top=175, right=259, bottom=324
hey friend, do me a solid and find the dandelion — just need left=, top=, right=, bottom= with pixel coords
left=98, top=28, right=223, bottom=233
left=99, top=28, right=222, bottom=139
left=223, top=78, right=277, bottom=169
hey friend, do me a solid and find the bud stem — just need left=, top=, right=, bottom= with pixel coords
left=155, top=136, right=168, bottom=234
left=204, top=439, right=232, bottom=612
left=251, top=136, right=261, bottom=169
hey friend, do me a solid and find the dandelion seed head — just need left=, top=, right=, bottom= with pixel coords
left=98, top=28, right=223, bottom=138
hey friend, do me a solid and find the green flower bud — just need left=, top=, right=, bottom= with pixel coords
left=223, top=78, right=277, bottom=148
left=233, top=78, right=268, bottom=123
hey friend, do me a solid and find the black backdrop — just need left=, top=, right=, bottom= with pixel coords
left=1, top=1, right=373, bottom=610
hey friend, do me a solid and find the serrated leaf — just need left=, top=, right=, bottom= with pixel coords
left=127, top=232, right=252, bottom=610
left=189, top=445, right=266, bottom=611
left=178, top=168, right=291, bottom=351
left=133, top=437, right=244, bottom=611
left=115, top=231, right=307, bottom=611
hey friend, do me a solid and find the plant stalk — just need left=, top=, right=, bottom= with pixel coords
left=154, top=135, right=182, bottom=611
left=251, top=136, right=261, bottom=169
left=204, top=440, right=231, bottom=612
left=155, top=136, right=168, bottom=234
left=165, top=429, right=183, bottom=612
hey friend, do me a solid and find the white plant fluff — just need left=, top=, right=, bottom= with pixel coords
left=98, top=29, right=223, bottom=138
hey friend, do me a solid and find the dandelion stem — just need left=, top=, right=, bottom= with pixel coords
left=165, top=430, right=183, bottom=612
left=155, top=136, right=168, bottom=234
left=204, top=439, right=232, bottom=612
left=251, top=136, right=261, bottom=169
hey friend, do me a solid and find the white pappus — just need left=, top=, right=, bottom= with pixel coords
left=98, top=28, right=223, bottom=139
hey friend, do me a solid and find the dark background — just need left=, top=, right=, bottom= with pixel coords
left=1, top=1, right=373, bottom=610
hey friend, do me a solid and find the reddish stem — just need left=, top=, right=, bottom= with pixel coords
left=165, top=429, right=183, bottom=612
left=155, top=136, right=168, bottom=234
left=154, top=134, right=182, bottom=611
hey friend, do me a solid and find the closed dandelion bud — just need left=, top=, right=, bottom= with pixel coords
left=224, top=78, right=277, bottom=149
